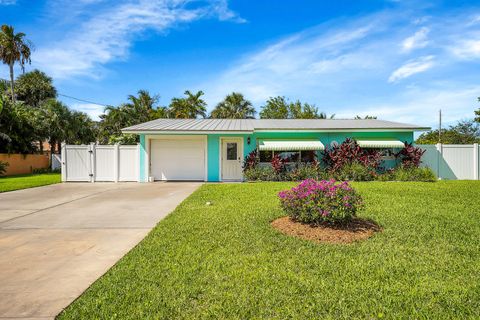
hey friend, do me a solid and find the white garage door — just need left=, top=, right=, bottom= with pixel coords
left=150, top=138, right=206, bottom=181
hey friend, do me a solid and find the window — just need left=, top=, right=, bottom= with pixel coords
left=274, top=151, right=300, bottom=163
left=259, top=150, right=317, bottom=163
left=301, top=150, right=317, bottom=163
left=226, top=143, right=237, bottom=160
left=259, top=150, right=273, bottom=162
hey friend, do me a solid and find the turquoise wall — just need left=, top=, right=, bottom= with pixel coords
left=138, top=131, right=414, bottom=182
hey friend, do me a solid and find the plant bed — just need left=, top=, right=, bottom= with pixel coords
left=271, top=216, right=381, bottom=244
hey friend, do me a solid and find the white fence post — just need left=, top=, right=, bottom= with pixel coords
left=435, top=143, right=442, bottom=180
left=89, top=143, right=96, bottom=183
left=114, top=144, right=119, bottom=182
left=474, top=143, right=479, bottom=180
left=61, top=142, right=66, bottom=182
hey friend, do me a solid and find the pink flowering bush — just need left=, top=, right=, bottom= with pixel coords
left=278, top=179, right=364, bottom=224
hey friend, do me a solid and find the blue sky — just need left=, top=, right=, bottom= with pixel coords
left=1, top=0, right=480, bottom=128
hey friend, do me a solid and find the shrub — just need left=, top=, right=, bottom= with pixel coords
left=243, top=150, right=258, bottom=172
left=377, top=166, right=436, bottom=182
left=278, top=179, right=364, bottom=224
left=0, top=161, right=9, bottom=176
left=322, top=138, right=382, bottom=172
left=244, top=166, right=278, bottom=181
left=396, top=142, right=426, bottom=168
left=286, top=162, right=326, bottom=181
left=271, top=154, right=286, bottom=174
left=333, top=162, right=376, bottom=181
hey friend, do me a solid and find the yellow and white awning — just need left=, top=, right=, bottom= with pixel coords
left=356, top=139, right=405, bottom=148
left=258, top=140, right=325, bottom=151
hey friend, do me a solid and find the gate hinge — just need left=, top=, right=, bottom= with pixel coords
left=89, top=173, right=94, bottom=177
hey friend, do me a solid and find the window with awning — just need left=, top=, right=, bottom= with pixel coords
left=258, top=140, right=324, bottom=163
left=258, top=140, right=325, bottom=151
left=355, top=139, right=405, bottom=148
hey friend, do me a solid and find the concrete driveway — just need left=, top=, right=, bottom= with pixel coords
left=0, top=182, right=201, bottom=320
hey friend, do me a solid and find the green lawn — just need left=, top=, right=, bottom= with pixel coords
left=0, top=173, right=61, bottom=193
left=59, top=181, right=480, bottom=319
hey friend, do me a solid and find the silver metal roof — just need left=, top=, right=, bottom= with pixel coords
left=122, top=118, right=430, bottom=133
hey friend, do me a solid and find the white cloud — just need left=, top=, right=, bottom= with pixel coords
left=451, top=39, right=480, bottom=59
left=71, top=103, right=105, bottom=121
left=33, top=0, right=243, bottom=79
left=388, top=55, right=435, bottom=83
left=402, top=27, right=429, bottom=52
left=0, top=0, right=16, bottom=5
left=335, top=86, right=480, bottom=127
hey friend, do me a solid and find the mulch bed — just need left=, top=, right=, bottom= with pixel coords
left=271, top=216, right=381, bottom=244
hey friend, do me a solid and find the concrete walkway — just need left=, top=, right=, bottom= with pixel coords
left=0, top=182, right=201, bottom=320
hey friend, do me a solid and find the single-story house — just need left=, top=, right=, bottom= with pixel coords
left=122, top=119, right=429, bottom=182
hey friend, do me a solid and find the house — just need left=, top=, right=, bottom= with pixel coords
left=122, top=119, right=429, bottom=182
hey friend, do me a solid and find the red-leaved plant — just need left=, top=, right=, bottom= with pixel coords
left=396, top=142, right=425, bottom=168
left=271, top=154, right=286, bottom=174
left=322, top=138, right=381, bottom=171
left=243, top=150, right=258, bottom=172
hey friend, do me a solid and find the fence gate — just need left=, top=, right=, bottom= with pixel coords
left=61, top=143, right=139, bottom=182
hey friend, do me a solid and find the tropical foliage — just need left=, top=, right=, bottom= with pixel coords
left=416, top=120, right=480, bottom=144
left=278, top=179, right=364, bottom=224
left=0, top=24, right=32, bottom=102
left=259, top=96, right=330, bottom=119
left=395, top=142, right=425, bottom=168
left=98, top=90, right=165, bottom=144
left=210, top=92, right=255, bottom=119
left=168, top=90, right=207, bottom=119
left=322, top=138, right=382, bottom=172
left=14, top=69, right=57, bottom=107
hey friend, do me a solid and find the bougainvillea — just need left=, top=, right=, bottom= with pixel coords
left=278, top=179, right=364, bottom=224
left=396, top=142, right=426, bottom=168
left=322, top=138, right=381, bottom=172
left=243, top=150, right=258, bottom=172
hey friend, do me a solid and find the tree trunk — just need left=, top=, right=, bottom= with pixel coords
left=9, top=62, right=15, bottom=103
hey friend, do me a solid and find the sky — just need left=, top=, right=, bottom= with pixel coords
left=1, top=0, right=480, bottom=129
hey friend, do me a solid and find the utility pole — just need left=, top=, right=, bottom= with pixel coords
left=438, top=109, right=442, bottom=143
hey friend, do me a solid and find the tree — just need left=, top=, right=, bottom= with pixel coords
left=15, top=69, right=56, bottom=107
left=98, top=90, right=165, bottom=144
left=168, top=90, right=207, bottom=119
left=354, top=115, right=377, bottom=119
left=416, top=120, right=480, bottom=144
left=259, top=96, right=329, bottom=119
left=210, top=92, right=256, bottom=119
left=475, top=97, right=480, bottom=123
left=0, top=99, right=38, bottom=153
left=0, top=25, right=32, bottom=102
left=259, top=96, right=289, bottom=119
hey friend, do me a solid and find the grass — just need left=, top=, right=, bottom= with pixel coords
left=0, top=173, right=61, bottom=193
left=59, top=181, right=480, bottom=319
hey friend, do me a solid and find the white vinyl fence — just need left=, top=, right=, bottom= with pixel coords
left=61, top=143, right=139, bottom=182
left=417, top=143, right=479, bottom=180
left=51, top=153, right=61, bottom=171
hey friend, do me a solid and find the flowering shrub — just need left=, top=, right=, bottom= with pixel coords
left=395, top=142, right=425, bottom=168
left=278, top=179, right=364, bottom=224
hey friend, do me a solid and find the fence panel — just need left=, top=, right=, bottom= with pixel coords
left=64, top=145, right=91, bottom=182
left=51, top=154, right=61, bottom=171
left=417, top=144, right=479, bottom=180
left=62, top=144, right=139, bottom=182
left=119, top=146, right=138, bottom=181
left=94, top=145, right=116, bottom=181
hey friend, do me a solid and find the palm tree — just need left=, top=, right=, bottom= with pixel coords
left=0, top=25, right=32, bottom=102
left=169, top=90, right=207, bottom=118
left=210, top=92, right=256, bottom=119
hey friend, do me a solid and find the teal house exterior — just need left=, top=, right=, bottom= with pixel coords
left=122, top=119, right=428, bottom=182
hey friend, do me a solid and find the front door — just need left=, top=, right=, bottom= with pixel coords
left=221, top=138, right=243, bottom=181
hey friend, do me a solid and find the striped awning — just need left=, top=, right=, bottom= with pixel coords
left=356, top=139, right=405, bottom=148
left=258, top=140, right=325, bottom=151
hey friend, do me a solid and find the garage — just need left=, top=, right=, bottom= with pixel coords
left=150, top=137, right=206, bottom=181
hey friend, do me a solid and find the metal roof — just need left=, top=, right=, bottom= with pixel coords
left=122, top=118, right=430, bottom=133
